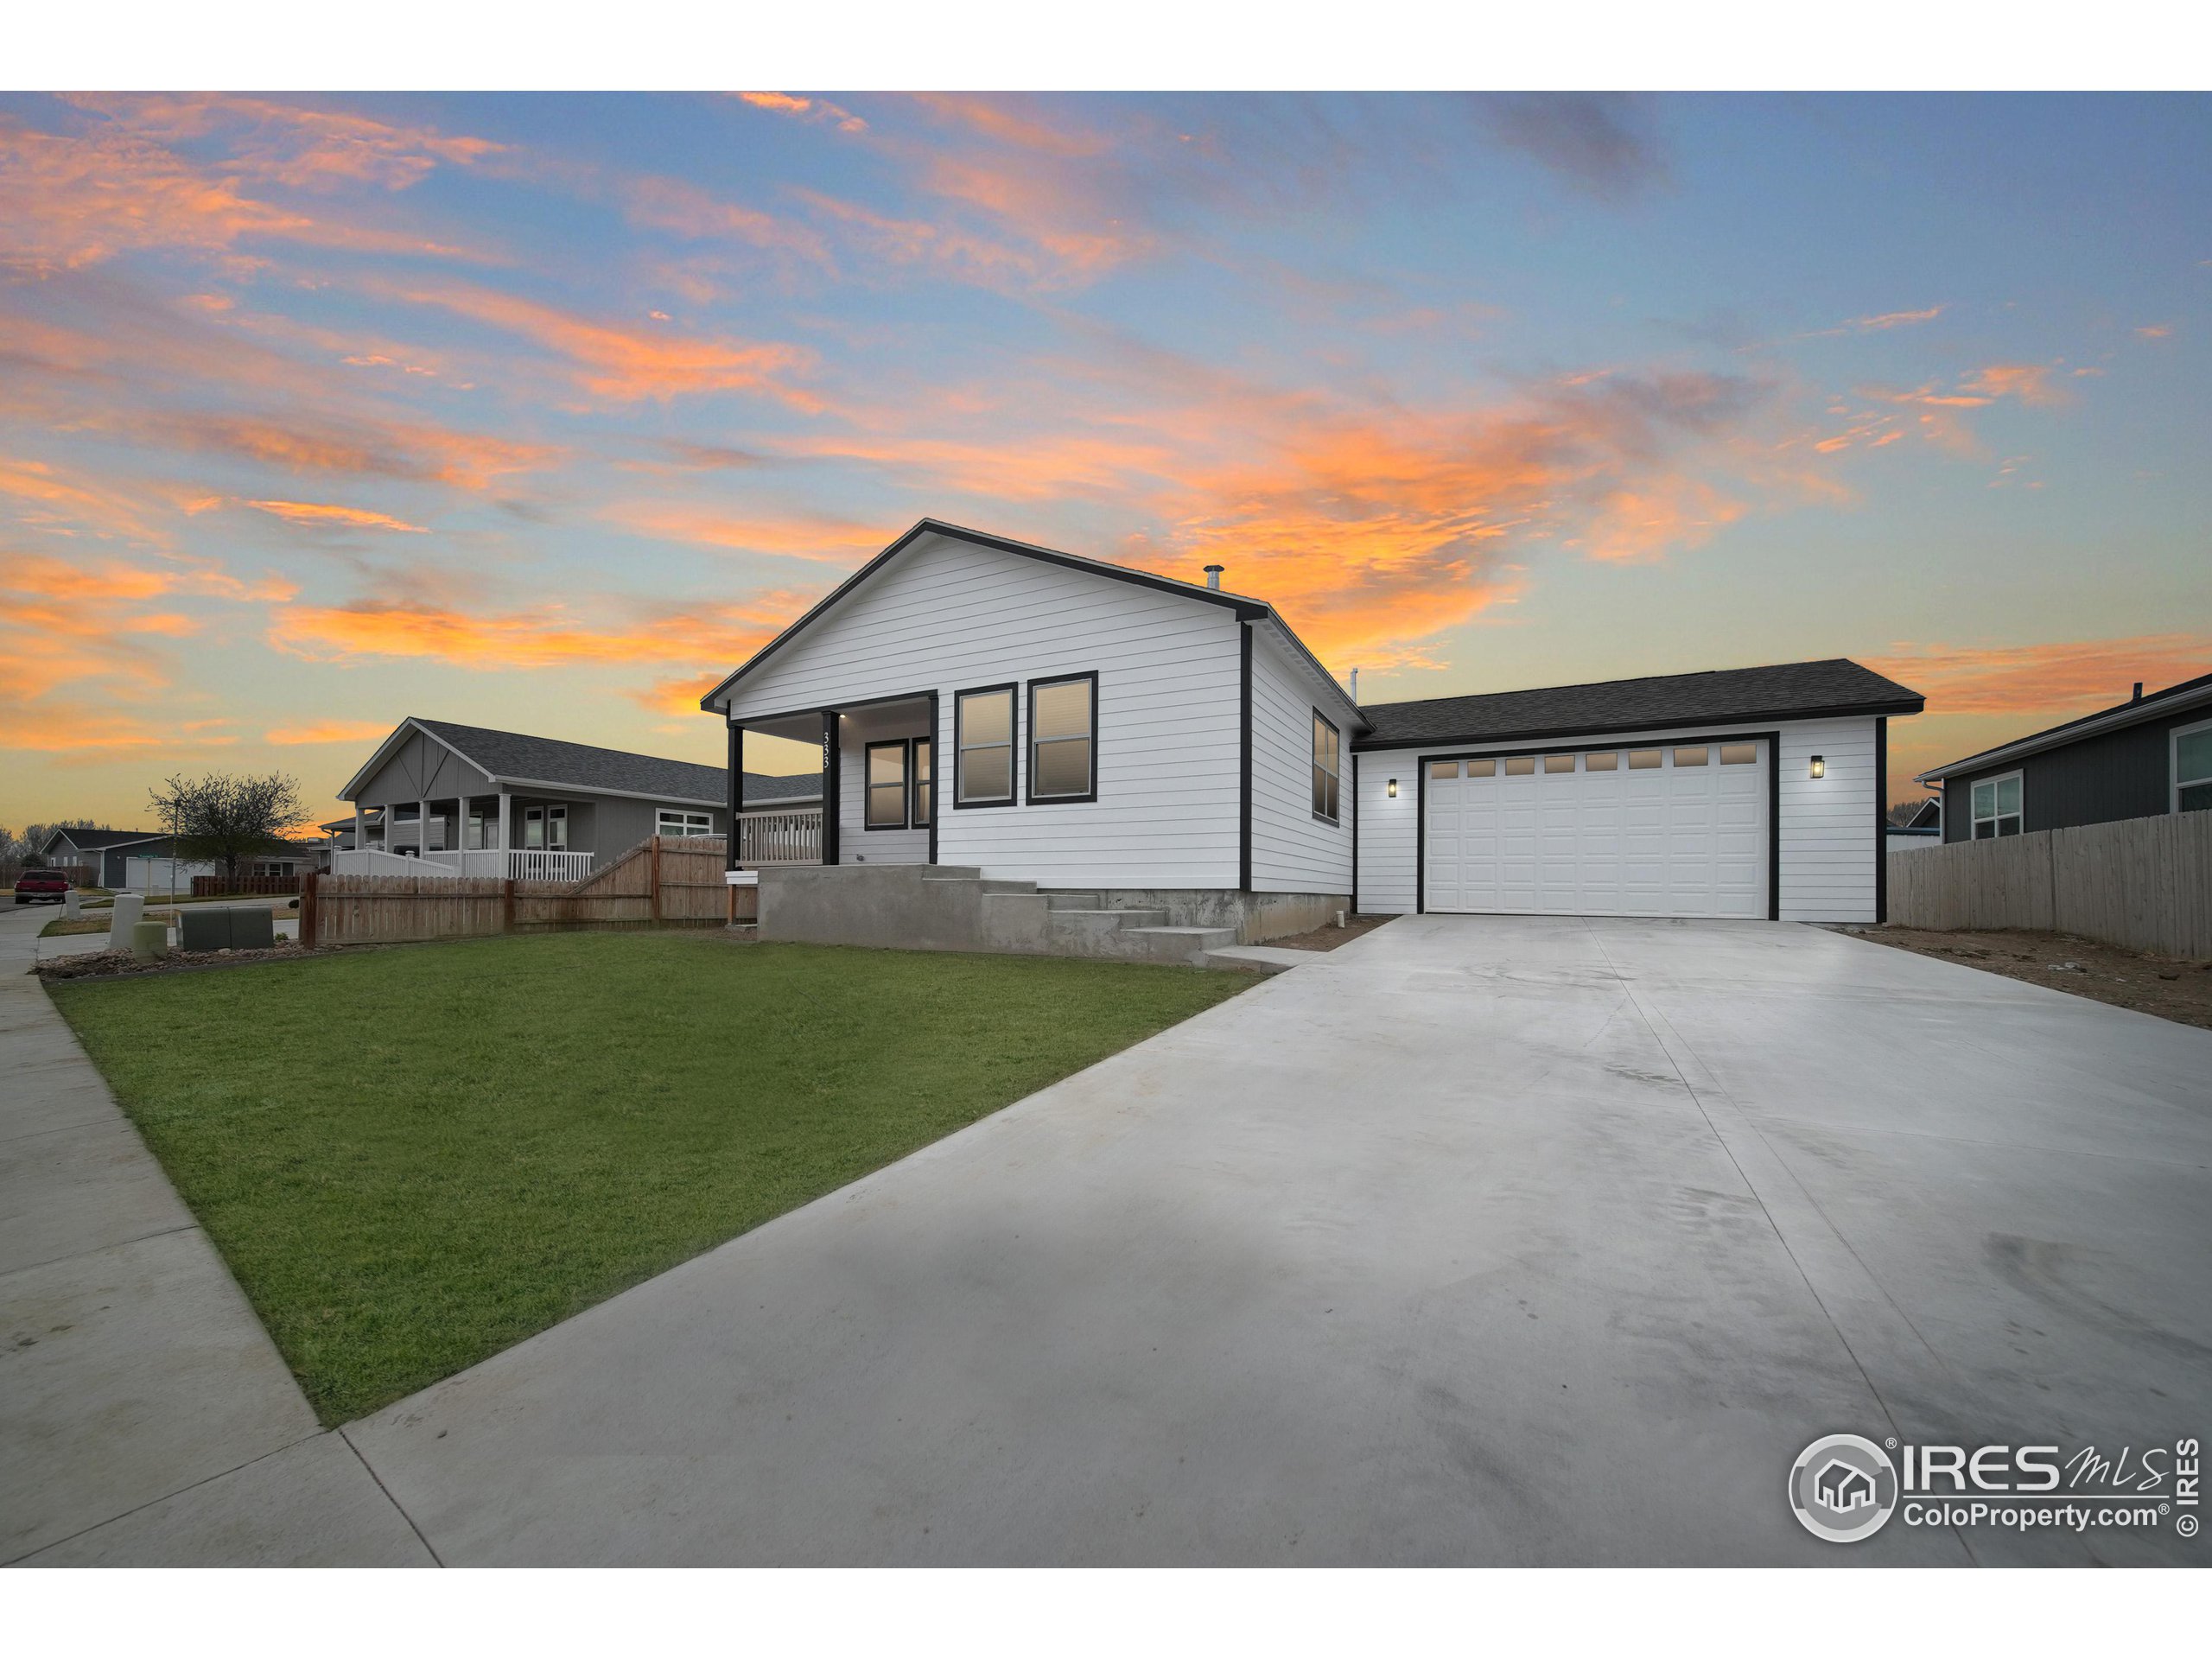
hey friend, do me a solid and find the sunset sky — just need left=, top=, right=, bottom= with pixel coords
left=3, top=90, right=2205, bottom=830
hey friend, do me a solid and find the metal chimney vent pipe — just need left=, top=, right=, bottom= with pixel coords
left=1203, top=563, right=1224, bottom=590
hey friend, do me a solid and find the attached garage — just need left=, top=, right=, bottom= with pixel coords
left=1421, top=736, right=1770, bottom=918
left=1352, top=660, right=1926, bottom=925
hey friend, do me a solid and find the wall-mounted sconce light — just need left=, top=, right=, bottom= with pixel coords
left=1808, top=755, right=1826, bottom=779
left=1388, top=778, right=1399, bottom=798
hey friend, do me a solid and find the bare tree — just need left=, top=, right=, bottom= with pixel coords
left=147, top=773, right=307, bottom=885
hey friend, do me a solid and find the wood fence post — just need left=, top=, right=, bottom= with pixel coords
left=503, top=878, right=516, bottom=932
left=301, top=871, right=318, bottom=950
left=650, top=836, right=663, bottom=926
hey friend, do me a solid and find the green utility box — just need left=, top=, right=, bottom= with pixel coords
left=180, top=906, right=276, bottom=951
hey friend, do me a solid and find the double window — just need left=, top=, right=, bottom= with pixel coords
left=1312, top=711, right=1341, bottom=823
left=860, top=739, right=933, bottom=829
left=954, top=675, right=1099, bottom=808
left=657, top=810, right=713, bottom=836
left=1971, top=772, right=2023, bottom=838
left=2176, top=720, right=2212, bottom=814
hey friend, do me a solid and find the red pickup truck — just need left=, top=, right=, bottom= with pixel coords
left=12, top=870, right=70, bottom=905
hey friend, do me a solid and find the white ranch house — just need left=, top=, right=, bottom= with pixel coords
left=696, top=520, right=1923, bottom=961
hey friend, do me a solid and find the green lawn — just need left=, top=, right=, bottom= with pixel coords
left=50, top=932, right=1246, bottom=1423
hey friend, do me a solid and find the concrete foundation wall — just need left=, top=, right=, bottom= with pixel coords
left=1089, top=888, right=1349, bottom=944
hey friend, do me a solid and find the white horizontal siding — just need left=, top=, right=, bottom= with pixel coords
left=724, top=531, right=1241, bottom=888
left=1776, top=718, right=1878, bottom=923
left=1354, top=715, right=1884, bottom=923
left=1249, top=630, right=1352, bottom=894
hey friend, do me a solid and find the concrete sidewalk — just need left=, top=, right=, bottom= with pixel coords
left=0, top=906, right=430, bottom=1566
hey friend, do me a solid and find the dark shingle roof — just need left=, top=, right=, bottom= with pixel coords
left=1356, top=658, right=1923, bottom=749
left=413, top=720, right=817, bottom=805
left=39, top=828, right=164, bottom=851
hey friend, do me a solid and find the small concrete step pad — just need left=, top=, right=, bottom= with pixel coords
left=1112, top=925, right=1243, bottom=965
left=1202, top=944, right=1314, bottom=975
left=1040, top=891, right=1104, bottom=910
left=1046, top=907, right=1171, bottom=939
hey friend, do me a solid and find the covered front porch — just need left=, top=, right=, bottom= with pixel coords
left=333, top=791, right=597, bottom=880
left=729, top=692, right=933, bottom=871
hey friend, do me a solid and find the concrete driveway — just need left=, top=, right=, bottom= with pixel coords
left=346, top=916, right=2212, bottom=1566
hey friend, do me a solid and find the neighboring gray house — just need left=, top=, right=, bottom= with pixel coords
left=1918, top=668, right=2212, bottom=842
left=35, top=827, right=168, bottom=887
left=336, top=718, right=818, bottom=879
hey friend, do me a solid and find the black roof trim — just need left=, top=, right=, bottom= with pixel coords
left=1353, top=658, right=1923, bottom=752
left=700, top=518, right=1269, bottom=714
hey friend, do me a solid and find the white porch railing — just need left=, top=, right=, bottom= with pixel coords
left=332, top=849, right=596, bottom=880
left=735, top=807, right=823, bottom=865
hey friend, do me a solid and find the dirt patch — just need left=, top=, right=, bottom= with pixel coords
left=1842, top=925, right=2212, bottom=1032
left=35, top=940, right=316, bottom=982
left=1262, top=913, right=1395, bottom=953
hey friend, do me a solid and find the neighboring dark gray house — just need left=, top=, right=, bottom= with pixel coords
left=1918, top=669, right=2212, bottom=842
left=337, top=718, right=819, bottom=880
left=35, top=827, right=167, bottom=887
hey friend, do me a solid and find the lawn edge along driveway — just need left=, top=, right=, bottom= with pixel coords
left=48, top=931, right=1247, bottom=1425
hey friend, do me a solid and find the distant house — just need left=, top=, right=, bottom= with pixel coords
left=1885, top=797, right=1942, bottom=856
left=1918, top=670, right=2212, bottom=842
left=335, top=718, right=818, bottom=879
left=35, top=827, right=168, bottom=887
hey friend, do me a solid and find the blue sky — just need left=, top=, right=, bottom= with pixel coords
left=1, top=91, right=2204, bottom=825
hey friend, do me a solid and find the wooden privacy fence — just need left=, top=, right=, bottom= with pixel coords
left=302, top=835, right=755, bottom=947
left=191, top=874, right=302, bottom=897
left=1887, top=810, right=2212, bottom=957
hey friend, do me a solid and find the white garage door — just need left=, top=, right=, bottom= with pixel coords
left=1423, top=739, right=1768, bottom=918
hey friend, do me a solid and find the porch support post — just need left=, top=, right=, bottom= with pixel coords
left=417, top=797, right=428, bottom=857
left=728, top=722, right=744, bottom=872
left=927, top=690, right=939, bottom=867
left=497, top=791, right=511, bottom=875
left=820, top=709, right=841, bottom=867
left=353, top=802, right=365, bottom=854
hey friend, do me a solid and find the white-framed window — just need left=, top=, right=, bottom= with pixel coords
left=1970, top=771, right=2024, bottom=838
left=1311, top=710, right=1340, bottom=823
left=524, top=805, right=569, bottom=849
left=2175, top=718, right=2212, bottom=814
left=657, top=810, right=714, bottom=836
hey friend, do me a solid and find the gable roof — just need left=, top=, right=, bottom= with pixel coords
left=1916, top=668, right=2212, bottom=784
left=341, top=718, right=818, bottom=807
left=1356, top=658, right=1924, bottom=750
left=698, top=518, right=1363, bottom=728
left=37, top=827, right=165, bottom=853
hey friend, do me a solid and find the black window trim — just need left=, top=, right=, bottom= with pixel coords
left=953, top=682, right=1020, bottom=810
left=862, top=739, right=912, bottom=831
left=912, top=734, right=934, bottom=830
left=1025, top=670, right=1099, bottom=806
left=1311, top=706, right=1342, bottom=825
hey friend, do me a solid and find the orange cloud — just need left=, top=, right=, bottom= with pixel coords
left=149, top=412, right=560, bottom=492
left=272, top=588, right=818, bottom=675
left=608, top=505, right=891, bottom=561
left=0, top=111, right=480, bottom=276
left=265, top=719, right=394, bottom=745
left=0, top=709, right=239, bottom=760
left=245, top=499, right=430, bottom=533
left=736, top=92, right=868, bottom=134
left=617, top=174, right=836, bottom=267
left=385, top=281, right=822, bottom=406
left=0, top=454, right=164, bottom=543
left=1865, top=634, right=2212, bottom=718
left=1957, top=363, right=2066, bottom=407
left=789, top=189, right=1050, bottom=290
left=2135, top=323, right=2172, bottom=340
left=63, top=92, right=508, bottom=193
left=1851, top=306, right=1942, bottom=330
